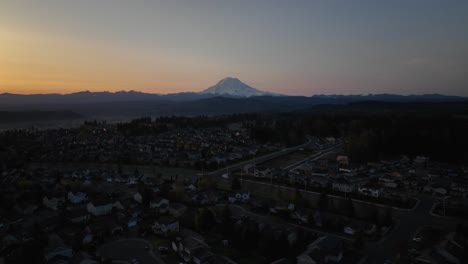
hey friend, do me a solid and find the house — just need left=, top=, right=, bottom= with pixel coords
left=252, top=166, right=272, bottom=178
left=343, top=226, right=356, bottom=235
left=192, top=248, right=214, bottom=264
left=43, top=196, right=65, bottom=211
left=291, top=208, right=313, bottom=224
left=308, top=174, right=329, bottom=188
left=36, top=213, right=62, bottom=233
left=126, top=176, right=138, bottom=185
left=271, top=202, right=290, bottom=213
left=67, top=207, right=91, bottom=224
left=185, top=184, right=197, bottom=192
left=228, top=192, right=250, bottom=203
left=152, top=216, right=179, bottom=236
left=312, top=211, right=323, bottom=227
left=214, top=156, right=227, bottom=164
left=290, top=172, right=307, bottom=185
left=86, top=199, right=114, bottom=216
left=68, top=192, right=87, bottom=204
left=358, top=182, right=382, bottom=198
left=45, top=233, right=73, bottom=262
left=450, top=183, right=468, bottom=197
left=90, top=217, right=123, bottom=236
left=127, top=217, right=138, bottom=228
left=173, top=236, right=209, bottom=263
left=236, top=192, right=250, bottom=202
left=414, top=156, right=429, bottom=167
left=14, top=203, right=38, bottom=215
left=82, top=233, right=93, bottom=245
left=150, top=197, right=170, bottom=212
left=191, top=193, right=212, bottom=205
left=300, top=162, right=318, bottom=174
left=133, top=192, right=143, bottom=204
left=336, top=155, right=349, bottom=165
left=344, top=172, right=371, bottom=186
left=169, top=203, right=187, bottom=218
left=332, top=179, right=355, bottom=193
left=78, top=258, right=99, bottom=264
left=378, top=177, right=398, bottom=188
left=243, top=164, right=256, bottom=175
left=297, top=236, right=343, bottom=264
left=424, top=183, right=448, bottom=196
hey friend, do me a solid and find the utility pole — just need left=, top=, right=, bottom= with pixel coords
left=443, top=196, right=450, bottom=217
left=241, top=166, right=243, bottom=187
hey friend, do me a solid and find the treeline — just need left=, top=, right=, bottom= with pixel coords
left=0, top=110, right=82, bottom=124
left=244, top=103, right=468, bottom=163
left=1, top=102, right=468, bottom=165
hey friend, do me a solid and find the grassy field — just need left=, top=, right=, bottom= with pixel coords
left=258, top=149, right=317, bottom=169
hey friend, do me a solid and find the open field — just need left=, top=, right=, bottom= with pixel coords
left=258, top=149, right=318, bottom=169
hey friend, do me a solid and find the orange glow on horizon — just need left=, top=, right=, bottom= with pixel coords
left=0, top=27, right=233, bottom=95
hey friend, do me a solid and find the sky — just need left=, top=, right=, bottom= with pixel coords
left=0, top=0, right=467, bottom=96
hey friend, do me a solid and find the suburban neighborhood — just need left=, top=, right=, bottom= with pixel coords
left=1, top=118, right=468, bottom=264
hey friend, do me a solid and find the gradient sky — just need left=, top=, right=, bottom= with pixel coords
left=1, top=0, right=467, bottom=96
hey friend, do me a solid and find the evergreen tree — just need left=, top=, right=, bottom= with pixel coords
left=231, top=175, right=241, bottom=191
left=318, top=192, right=329, bottom=211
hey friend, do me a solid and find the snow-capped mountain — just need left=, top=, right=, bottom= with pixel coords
left=200, top=77, right=279, bottom=97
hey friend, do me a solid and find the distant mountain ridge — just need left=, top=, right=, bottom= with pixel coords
left=0, top=91, right=465, bottom=107
left=1, top=77, right=467, bottom=120
left=1, top=76, right=466, bottom=105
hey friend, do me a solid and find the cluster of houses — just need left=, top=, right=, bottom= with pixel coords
left=171, top=232, right=238, bottom=264
left=0, top=160, right=366, bottom=264
left=407, top=226, right=468, bottom=264
left=296, top=235, right=344, bottom=264
left=278, top=155, right=468, bottom=206
left=3, top=124, right=468, bottom=264
left=0, top=165, right=232, bottom=263
left=228, top=214, right=358, bottom=264
left=2, top=125, right=280, bottom=169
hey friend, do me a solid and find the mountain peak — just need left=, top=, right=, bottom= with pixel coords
left=200, top=77, right=279, bottom=97
left=217, top=77, right=241, bottom=83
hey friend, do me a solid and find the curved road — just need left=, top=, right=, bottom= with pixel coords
left=365, top=195, right=467, bottom=264
left=200, top=139, right=340, bottom=179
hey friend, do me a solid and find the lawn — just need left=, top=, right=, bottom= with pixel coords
left=258, top=149, right=317, bottom=169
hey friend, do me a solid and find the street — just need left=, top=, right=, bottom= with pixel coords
left=365, top=195, right=467, bottom=264
left=199, top=138, right=320, bottom=178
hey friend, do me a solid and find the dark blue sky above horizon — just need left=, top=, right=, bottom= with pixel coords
left=1, top=0, right=467, bottom=96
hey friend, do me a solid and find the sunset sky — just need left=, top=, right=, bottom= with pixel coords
left=1, top=0, right=467, bottom=96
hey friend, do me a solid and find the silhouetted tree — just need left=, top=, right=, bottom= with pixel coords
left=318, top=192, right=328, bottom=211
left=231, top=175, right=241, bottom=191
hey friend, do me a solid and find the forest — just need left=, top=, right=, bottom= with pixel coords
left=1, top=102, right=467, bottom=166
